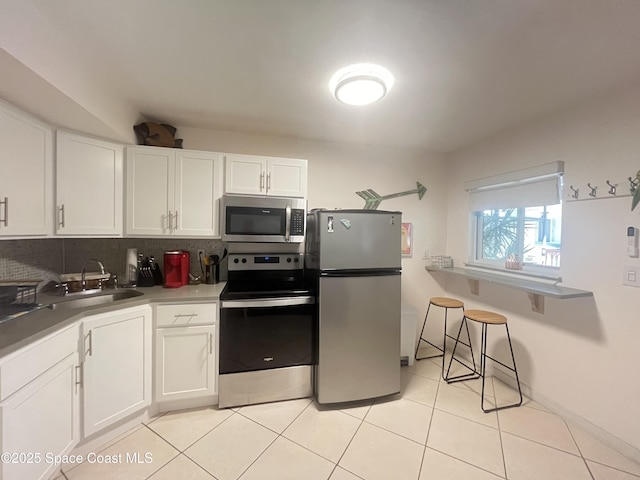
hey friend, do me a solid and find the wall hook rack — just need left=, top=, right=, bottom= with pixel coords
left=569, top=185, right=579, bottom=199
left=566, top=177, right=633, bottom=203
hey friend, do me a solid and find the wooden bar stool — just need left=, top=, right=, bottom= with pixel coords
left=415, top=297, right=478, bottom=382
left=448, top=309, right=523, bottom=413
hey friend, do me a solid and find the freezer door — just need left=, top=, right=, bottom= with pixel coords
left=316, top=272, right=401, bottom=404
left=316, top=210, right=401, bottom=270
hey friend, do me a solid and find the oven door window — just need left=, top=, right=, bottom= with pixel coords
left=220, top=304, right=314, bottom=374
left=225, top=207, right=286, bottom=236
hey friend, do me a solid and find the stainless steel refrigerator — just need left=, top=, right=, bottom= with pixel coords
left=306, top=209, right=402, bottom=404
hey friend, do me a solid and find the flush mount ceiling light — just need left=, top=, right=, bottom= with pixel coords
left=329, top=63, right=394, bottom=106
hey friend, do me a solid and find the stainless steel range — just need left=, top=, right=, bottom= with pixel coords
left=218, top=252, right=315, bottom=408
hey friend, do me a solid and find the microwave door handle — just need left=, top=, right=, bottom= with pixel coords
left=285, top=205, right=291, bottom=242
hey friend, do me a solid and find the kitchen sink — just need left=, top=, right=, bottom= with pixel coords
left=47, top=290, right=144, bottom=311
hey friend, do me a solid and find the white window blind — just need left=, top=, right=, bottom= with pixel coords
left=465, top=161, right=564, bottom=211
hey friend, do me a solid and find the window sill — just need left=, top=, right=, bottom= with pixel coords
left=425, top=265, right=592, bottom=313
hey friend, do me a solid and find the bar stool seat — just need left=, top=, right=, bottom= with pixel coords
left=449, top=309, right=523, bottom=413
left=430, top=297, right=464, bottom=309
left=415, top=296, right=477, bottom=382
left=465, top=309, right=507, bottom=324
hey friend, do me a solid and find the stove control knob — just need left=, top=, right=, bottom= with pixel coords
left=286, top=257, right=292, bottom=263
left=233, top=258, right=239, bottom=264
left=294, top=257, right=299, bottom=263
left=241, top=258, right=247, bottom=263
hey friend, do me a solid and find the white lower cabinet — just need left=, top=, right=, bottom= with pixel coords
left=0, top=300, right=218, bottom=478
left=154, top=303, right=217, bottom=403
left=81, top=305, right=152, bottom=438
left=0, top=325, right=79, bottom=480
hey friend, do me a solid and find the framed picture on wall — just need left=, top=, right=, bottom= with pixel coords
left=401, top=223, right=413, bottom=257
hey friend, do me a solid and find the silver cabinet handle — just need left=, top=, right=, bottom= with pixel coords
left=167, top=211, right=173, bottom=231
left=59, top=204, right=65, bottom=228
left=86, top=330, right=93, bottom=356
left=174, top=210, right=178, bottom=230
left=0, top=197, right=7, bottom=227
left=173, top=313, right=198, bottom=319
left=267, top=173, right=271, bottom=192
left=209, top=333, right=213, bottom=355
left=260, top=172, right=265, bottom=191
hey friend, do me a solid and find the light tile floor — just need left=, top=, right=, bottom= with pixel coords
left=55, top=358, right=640, bottom=480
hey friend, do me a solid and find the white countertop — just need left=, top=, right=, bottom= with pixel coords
left=0, top=283, right=226, bottom=359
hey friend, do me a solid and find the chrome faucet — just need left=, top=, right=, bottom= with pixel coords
left=81, top=259, right=106, bottom=290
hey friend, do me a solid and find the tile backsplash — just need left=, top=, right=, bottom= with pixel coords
left=0, top=238, right=225, bottom=290
left=0, top=239, right=64, bottom=288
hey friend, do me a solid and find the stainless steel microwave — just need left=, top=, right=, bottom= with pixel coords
left=221, top=195, right=306, bottom=243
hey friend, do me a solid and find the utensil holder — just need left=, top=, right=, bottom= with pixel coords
left=205, top=265, right=219, bottom=284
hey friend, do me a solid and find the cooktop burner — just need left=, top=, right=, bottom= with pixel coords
left=220, top=252, right=312, bottom=301
left=220, top=283, right=311, bottom=300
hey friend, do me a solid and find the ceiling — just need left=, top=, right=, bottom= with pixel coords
left=11, top=0, right=640, bottom=152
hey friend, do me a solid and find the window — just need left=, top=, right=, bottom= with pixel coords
left=466, top=162, right=564, bottom=275
left=475, top=204, right=562, bottom=268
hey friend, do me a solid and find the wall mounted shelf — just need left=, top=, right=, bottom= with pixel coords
left=425, top=266, right=593, bottom=314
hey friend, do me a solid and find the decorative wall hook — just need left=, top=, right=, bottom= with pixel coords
left=606, top=180, right=617, bottom=195
left=629, top=176, right=639, bottom=193
left=587, top=183, right=598, bottom=197
left=569, top=185, right=579, bottom=199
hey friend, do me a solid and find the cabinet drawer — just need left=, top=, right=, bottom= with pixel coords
left=0, top=324, right=78, bottom=401
left=156, top=303, right=217, bottom=327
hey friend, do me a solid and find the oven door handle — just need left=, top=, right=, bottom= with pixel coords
left=221, top=296, right=315, bottom=308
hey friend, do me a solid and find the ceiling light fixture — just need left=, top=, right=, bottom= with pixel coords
left=329, top=63, right=394, bottom=106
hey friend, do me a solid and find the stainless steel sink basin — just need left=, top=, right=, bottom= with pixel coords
left=47, top=290, right=144, bottom=311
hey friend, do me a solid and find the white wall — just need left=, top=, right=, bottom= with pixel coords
left=0, top=0, right=139, bottom=143
left=179, top=126, right=448, bottom=320
left=444, top=83, right=640, bottom=456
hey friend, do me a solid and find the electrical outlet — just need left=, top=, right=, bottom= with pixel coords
left=422, top=248, right=430, bottom=260
left=197, top=249, right=205, bottom=261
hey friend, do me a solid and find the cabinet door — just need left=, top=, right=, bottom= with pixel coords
left=155, top=325, right=216, bottom=402
left=0, top=102, right=52, bottom=236
left=266, top=157, right=307, bottom=198
left=174, top=151, right=223, bottom=237
left=224, top=154, right=266, bottom=195
left=125, top=146, right=173, bottom=236
left=1, top=354, right=79, bottom=480
left=82, top=305, right=151, bottom=438
left=56, top=131, right=123, bottom=236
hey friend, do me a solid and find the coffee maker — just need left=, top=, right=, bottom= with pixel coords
left=163, top=251, right=190, bottom=288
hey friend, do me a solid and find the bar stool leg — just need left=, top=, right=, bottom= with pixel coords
left=443, top=315, right=480, bottom=383
left=480, top=323, right=523, bottom=413
left=415, top=302, right=443, bottom=360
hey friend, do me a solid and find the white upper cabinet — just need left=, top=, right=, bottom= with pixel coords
left=125, top=146, right=223, bottom=237
left=224, top=154, right=307, bottom=198
left=0, top=101, right=53, bottom=237
left=56, top=131, right=123, bottom=236
left=174, top=150, right=223, bottom=236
